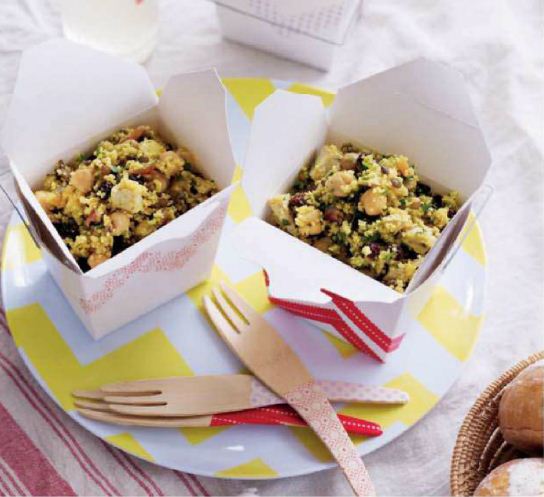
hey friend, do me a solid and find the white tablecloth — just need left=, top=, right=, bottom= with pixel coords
left=0, top=0, right=542, bottom=495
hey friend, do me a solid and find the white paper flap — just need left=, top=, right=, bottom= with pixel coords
left=329, top=58, right=491, bottom=198
left=234, top=217, right=400, bottom=304
left=159, top=70, right=236, bottom=190
left=0, top=39, right=157, bottom=174
left=242, top=90, right=327, bottom=217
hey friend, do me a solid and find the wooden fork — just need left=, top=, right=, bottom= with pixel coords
left=73, top=397, right=383, bottom=435
left=72, top=374, right=408, bottom=417
left=204, top=282, right=376, bottom=496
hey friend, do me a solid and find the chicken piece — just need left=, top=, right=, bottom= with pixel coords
left=401, top=225, right=438, bottom=254
left=295, top=205, right=324, bottom=236
left=157, top=151, right=183, bottom=178
left=139, top=139, right=165, bottom=159
left=149, top=171, right=169, bottom=193
left=70, top=168, right=94, bottom=194
left=310, top=145, right=342, bottom=181
left=359, top=188, right=387, bottom=216
left=269, top=194, right=295, bottom=231
left=110, top=178, right=146, bottom=213
left=325, top=170, right=357, bottom=197
left=377, top=208, right=412, bottom=235
left=394, top=156, right=410, bottom=176
left=34, top=191, right=64, bottom=211
left=110, top=211, right=131, bottom=236
left=340, top=152, right=359, bottom=170
left=430, top=207, right=450, bottom=229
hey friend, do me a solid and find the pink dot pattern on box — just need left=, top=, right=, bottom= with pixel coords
left=249, top=0, right=347, bottom=39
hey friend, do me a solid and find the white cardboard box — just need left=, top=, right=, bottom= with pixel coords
left=0, top=39, right=237, bottom=339
left=214, top=0, right=361, bottom=70
left=235, top=59, right=491, bottom=361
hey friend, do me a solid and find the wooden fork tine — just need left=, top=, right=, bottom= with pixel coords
left=75, top=408, right=174, bottom=427
left=76, top=408, right=212, bottom=428
left=203, top=296, right=240, bottom=343
left=74, top=399, right=111, bottom=411
left=103, top=394, right=165, bottom=406
left=100, top=379, right=163, bottom=395
left=211, top=287, right=247, bottom=332
left=219, top=281, right=258, bottom=321
left=72, top=389, right=106, bottom=400
left=76, top=408, right=127, bottom=425
left=108, top=403, right=170, bottom=417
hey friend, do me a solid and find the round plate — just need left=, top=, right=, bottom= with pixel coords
left=1, top=79, right=487, bottom=480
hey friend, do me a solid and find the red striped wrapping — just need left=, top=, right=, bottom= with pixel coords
left=264, top=271, right=406, bottom=361
left=210, top=405, right=383, bottom=437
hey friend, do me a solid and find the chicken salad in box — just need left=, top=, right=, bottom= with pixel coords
left=235, top=58, right=491, bottom=361
left=0, top=40, right=237, bottom=338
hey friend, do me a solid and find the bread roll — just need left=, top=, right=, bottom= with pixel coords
left=474, top=458, right=544, bottom=496
left=499, top=360, right=543, bottom=453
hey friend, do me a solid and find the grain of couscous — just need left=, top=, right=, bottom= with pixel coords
left=268, top=143, right=460, bottom=293
left=34, top=125, right=218, bottom=271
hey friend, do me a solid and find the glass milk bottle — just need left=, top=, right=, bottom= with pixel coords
left=59, top=0, right=159, bottom=64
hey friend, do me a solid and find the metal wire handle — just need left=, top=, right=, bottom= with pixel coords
left=0, top=172, right=41, bottom=249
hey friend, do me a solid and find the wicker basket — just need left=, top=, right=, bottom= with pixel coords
left=450, top=350, right=544, bottom=496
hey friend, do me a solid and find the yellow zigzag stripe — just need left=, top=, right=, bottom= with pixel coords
left=286, top=83, right=335, bottom=107
left=292, top=373, right=437, bottom=462
left=188, top=266, right=272, bottom=318
left=461, top=216, right=486, bottom=266
left=6, top=303, right=194, bottom=410
left=106, top=433, right=154, bottom=461
left=227, top=166, right=253, bottom=223
left=215, top=458, right=278, bottom=478
left=222, top=78, right=276, bottom=120
left=234, top=271, right=273, bottom=314
left=180, top=426, right=228, bottom=446
left=2, top=224, right=42, bottom=270
left=417, top=286, right=483, bottom=362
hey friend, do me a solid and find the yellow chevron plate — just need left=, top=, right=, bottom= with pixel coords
left=1, top=79, right=486, bottom=479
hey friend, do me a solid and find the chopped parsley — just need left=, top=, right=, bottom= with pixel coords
left=383, top=252, right=394, bottom=262
left=421, top=202, right=432, bottom=213
left=333, top=231, right=348, bottom=245
left=362, top=232, right=381, bottom=244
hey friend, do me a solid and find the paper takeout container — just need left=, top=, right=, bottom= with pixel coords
left=0, top=39, right=237, bottom=339
left=235, top=59, right=491, bottom=361
left=214, top=0, right=362, bottom=70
